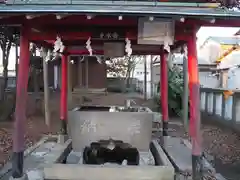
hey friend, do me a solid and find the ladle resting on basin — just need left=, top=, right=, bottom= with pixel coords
left=83, top=139, right=140, bottom=165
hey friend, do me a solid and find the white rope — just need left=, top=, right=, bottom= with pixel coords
left=46, top=49, right=52, bottom=62
left=163, top=36, right=171, bottom=53
left=52, top=36, right=65, bottom=61
left=39, top=47, right=52, bottom=62
left=95, top=55, right=102, bottom=64
left=125, top=37, right=132, bottom=57
left=80, top=56, right=85, bottom=62
left=29, top=42, right=34, bottom=51
left=53, top=36, right=65, bottom=53
left=39, top=47, right=44, bottom=57
left=86, top=37, right=93, bottom=56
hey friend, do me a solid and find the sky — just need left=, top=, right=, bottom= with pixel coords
left=0, top=26, right=239, bottom=73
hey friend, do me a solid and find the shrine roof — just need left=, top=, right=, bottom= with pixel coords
left=0, top=1, right=240, bottom=18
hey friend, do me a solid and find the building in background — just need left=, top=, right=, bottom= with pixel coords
left=199, top=36, right=240, bottom=64
left=152, top=53, right=220, bottom=92
left=132, top=55, right=152, bottom=98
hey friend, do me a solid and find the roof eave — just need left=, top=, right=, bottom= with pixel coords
left=0, top=4, right=239, bottom=18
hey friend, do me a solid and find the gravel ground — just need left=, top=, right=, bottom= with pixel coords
left=166, top=118, right=240, bottom=180
left=0, top=114, right=60, bottom=167
left=0, top=92, right=240, bottom=180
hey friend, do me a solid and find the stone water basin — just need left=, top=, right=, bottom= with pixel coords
left=43, top=139, right=175, bottom=180
left=51, top=105, right=174, bottom=180
left=68, top=105, right=153, bottom=152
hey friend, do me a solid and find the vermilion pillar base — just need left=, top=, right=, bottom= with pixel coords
left=60, top=54, right=68, bottom=135
left=60, top=120, right=67, bottom=135
left=12, top=152, right=24, bottom=178
left=188, top=28, right=203, bottom=180
left=160, top=50, right=169, bottom=137
left=12, top=26, right=30, bottom=179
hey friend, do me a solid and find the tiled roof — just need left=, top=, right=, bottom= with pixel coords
left=0, top=1, right=239, bottom=17
left=207, top=36, right=240, bottom=45
left=6, top=0, right=72, bottom=5
left=5, top=0, right=218, bottom=5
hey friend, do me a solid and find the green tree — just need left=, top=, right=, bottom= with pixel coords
left=154, top=63, right=186, bottom=117
left=0, top=26, right=18, bottom=121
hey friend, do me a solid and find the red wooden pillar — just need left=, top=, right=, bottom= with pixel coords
left=160, top=49, right=169, bottom=136
left=60, top=54, right=68, bottom=135
left=188, top=28, right=202, bottom=180
left=12, top=26, right=30, bottom=179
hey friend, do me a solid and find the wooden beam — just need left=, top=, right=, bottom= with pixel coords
left=67, top=49, right=161, bottom=55
left=0, top=14, right=240, bottom=27
left=26, top=14, right=46, bottom=20
left=29, top=29, right=187, bottom=42
left=0, top=15, right=138, bottom=26
left=29, top=30, right=137, bottom=41
left=29, top=31, right=92, bottom=41
left=68, top=49, right=103, bottom=55
left=0, top=14, right=20, bottom=19
left=0, top=15, right=15, bottom=19
left=31, top=28, right=41, bottom=32
left=32, top=40, right=53, bottom=49
left=56, top=14, right=70, bottom=20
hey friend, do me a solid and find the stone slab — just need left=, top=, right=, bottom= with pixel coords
left=162, top=137, right=192, bottom=173
left=0, top=136, right=71, bottom=180
left=150, top=140, right=173, bottom=168
left=163, top=137, right=227, bottom=180
left=44, top=163, right=175, bottom=180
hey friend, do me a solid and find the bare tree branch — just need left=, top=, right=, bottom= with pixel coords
left=0, top=26, right=18, bottom=101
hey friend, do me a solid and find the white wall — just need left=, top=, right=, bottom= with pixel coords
left=199, top=71, right=219, bottom=88
left=198, top=40, right=222, bottom=64
left=218, top=51, right=240, bottom=69
left=173, top=53, right=210, bottom=65
left=226, top=68, right=240, bottom=90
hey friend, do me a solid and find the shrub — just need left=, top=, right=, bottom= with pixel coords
left=154, top=64, right=188, bottom=117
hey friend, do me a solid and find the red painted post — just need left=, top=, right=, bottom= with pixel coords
left=188, top=28, right=203, bottom=180
left=160, top=49, right=169, bottom=136
left=12, top=26, right=30, bottom=179
left=60, top=54, right=68, bottom=135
